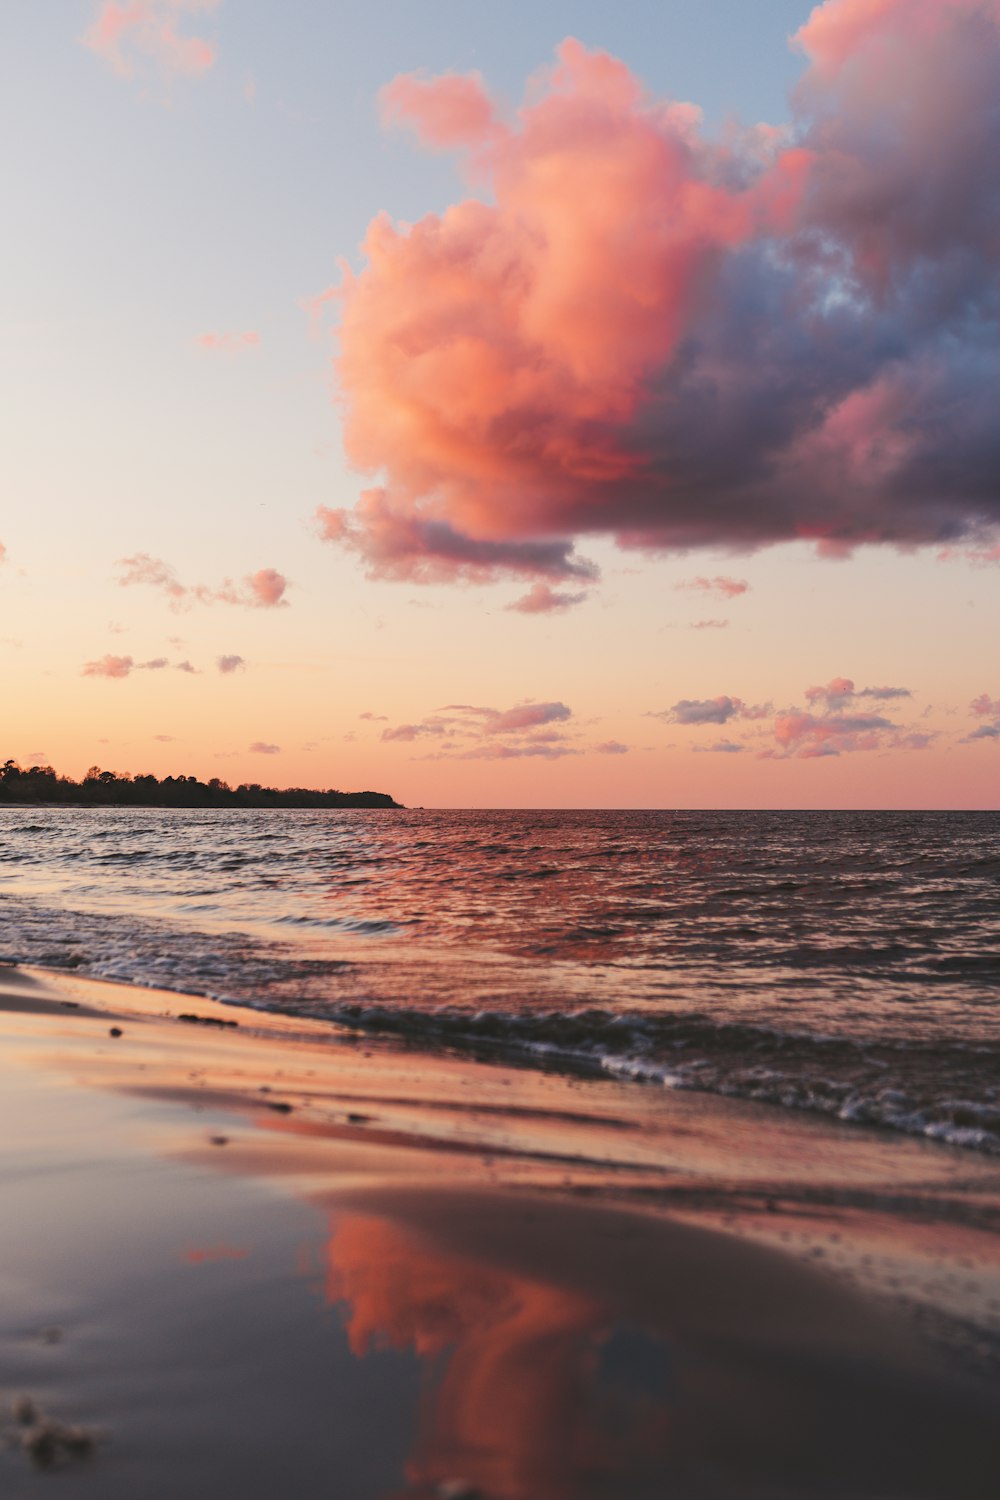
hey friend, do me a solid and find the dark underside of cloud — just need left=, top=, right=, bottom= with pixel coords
left=316, top=0, right=1000, bottom=584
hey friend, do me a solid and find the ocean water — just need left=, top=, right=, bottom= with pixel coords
left=1, top=806, right=998, bottom=1153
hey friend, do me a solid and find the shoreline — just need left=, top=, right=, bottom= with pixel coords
left=10, top=954, right=1000, bottom=1162
left=2, top=963, right=999, bottom=1496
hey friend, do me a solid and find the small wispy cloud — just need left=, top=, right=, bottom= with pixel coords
left=116, top=555, right=289, bottom=611
left=652, top=696, right=770, bottom=726
left=693, top=740, right=745, bottom=754
left=195, top=331, right=260, bottom=353
left=82, top=654, right=134, bottom=680
left=506, top=581, right=589, bottom=614
left=676, top=576, right=749, bottom=599
left=961, top=692, right=1000, bottom=744
left=938, top=542, right=1000, bottom=568
left=81, top=654, right=200, bottom=679
left=805, top=677, right=911, bottom=711
left=83, top=0, right=220, bottom=83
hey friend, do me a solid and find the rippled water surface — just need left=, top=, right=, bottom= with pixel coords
left=2, top=807, right=998, bottom=1150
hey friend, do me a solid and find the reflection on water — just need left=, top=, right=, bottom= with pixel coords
left=320, top=1198, right=998, bottom=1500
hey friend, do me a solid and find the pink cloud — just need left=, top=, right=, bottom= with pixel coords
left=693, top=740, right=745, bottom=754
left=677, top=576, right=749, bottom=599
left=806, top=677, right=912, bottom=710
left=379, top=69, right=501, bottom=150
left=773, top=711, right=892, bottom=757
left=82, top=654, right=134, bottom=679
left=217, top=654, right=245, bottom=673
left=301, top=284, right=340, bottom=340
left=249, top=741, right=280, bottom=755
left=83, top=1, right=219, bottom=81
left=453, top=741, right=578, bottom=761
left=656, top=696, right=769, bottom=726
left=477, top=702, right=570, bottom=734
left=654, top=680, right=927, bottom=758
left=117, top=554, right=186, bottom=601
left=315, top=493, right=593, bottom=584
left=898, top=731, right=936, bottom=751
left=117, top=554, right=289, bottom=610
left=244, top=568, right=287, bottom=607
left=195, top=331, right=260, bottom=353
left=938, top=542, right=1000, bottom=567
left=381, top=722, right=440, bottom=743
left=0, top=542, right=6, bottom=564
left=963, top=693, right=1000, bottom=743
left=593, top=740, right=629, bottom=755
left=805, top=676, right=857, bottom=710
left=320, top=11, right=1000, bottom=584
left=689, top=619, right=729, bottom=631
left=359, top=711, right=388, bottom=722
left=768, top=687, right=924, bottom=759
left=381, top=700, right=576, bottom=758
left=506, top=582, right=588, bottom=614
left=81, top=653, right=201, bottom=679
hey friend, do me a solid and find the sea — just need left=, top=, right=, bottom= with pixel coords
left=1, top=807, right=998, bottom=1153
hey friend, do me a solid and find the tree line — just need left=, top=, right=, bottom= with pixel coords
left=0, top=759, right=401, bottom=809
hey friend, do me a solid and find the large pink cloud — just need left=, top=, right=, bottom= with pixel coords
left=83, top=1, right=219, bottom=81
left=319, top=4, right=1000, bottom=583
left=116, top=554, right=289, bottom=610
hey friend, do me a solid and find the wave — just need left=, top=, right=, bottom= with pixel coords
left=278, top=1000, right=1000, bottom=1156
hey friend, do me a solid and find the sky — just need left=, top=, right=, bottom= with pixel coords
left=1, top=0, right=998, bottom=808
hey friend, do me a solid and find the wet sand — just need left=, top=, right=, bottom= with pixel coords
left=1, top=963, right=998, bottom=1499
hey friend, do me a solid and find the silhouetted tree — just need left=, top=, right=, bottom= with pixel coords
left=0, top=758, right=400, bottom=809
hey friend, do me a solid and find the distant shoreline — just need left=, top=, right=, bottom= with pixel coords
left=0, top=793, right=402, bottom=809
left=0, top=760, right=402, bottom=809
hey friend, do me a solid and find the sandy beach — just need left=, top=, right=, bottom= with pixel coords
left=0, top=962, right=997, bottom=1499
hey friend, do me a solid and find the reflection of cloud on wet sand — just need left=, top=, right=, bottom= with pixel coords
left=321, top=1195, right=999, bottom=1500
left=325, top=1211, right=648, bottom=1500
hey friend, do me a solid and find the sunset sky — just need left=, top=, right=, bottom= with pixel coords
left=2, top=0, right=998, bottom=808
